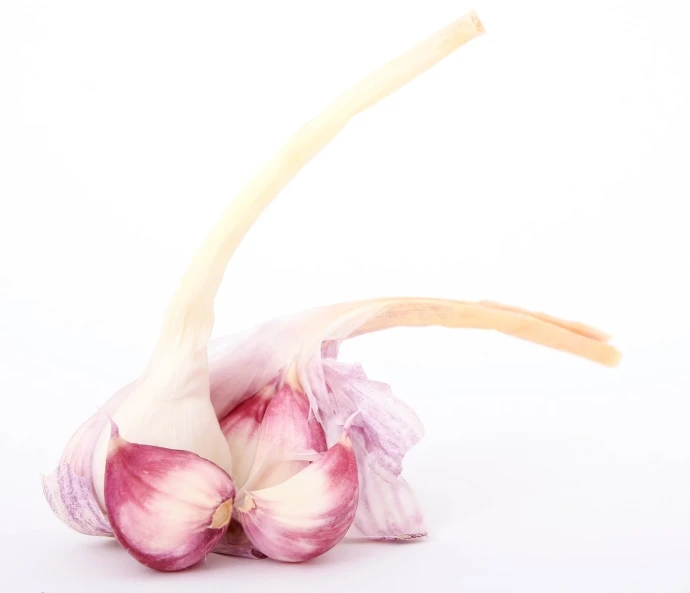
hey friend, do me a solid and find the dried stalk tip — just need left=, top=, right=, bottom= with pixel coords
left=469, top=9, right=486, bottom=35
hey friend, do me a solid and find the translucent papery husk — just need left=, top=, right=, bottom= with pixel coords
left=41, top=382, right=135, bottom=537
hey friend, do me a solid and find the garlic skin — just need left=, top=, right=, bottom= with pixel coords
left=104, top=423, right=235, bottom=572
left=41, top=463, right=113, bottom=537
left=320, top=359, right=426, bottom=539
left=41, top=381, right=134, bottom=537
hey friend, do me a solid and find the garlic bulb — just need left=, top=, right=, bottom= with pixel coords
left=42, top=11, right=621, bottom=571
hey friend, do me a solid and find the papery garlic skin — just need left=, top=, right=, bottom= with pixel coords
left=104, top=423, right=236, bottom=572
left=41, top=381, right=135, bottom=537
left=41, top=463, right=113, bottom=537
left=320, top=359, right=427, bottom=538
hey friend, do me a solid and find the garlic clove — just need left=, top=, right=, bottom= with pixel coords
left=243, top=383, right=327, bottom=492
left=237, top=433, right=358, bottom=562
left=219, top=381, right=327, bottom=492
left=104, top=423, right=235, bottom=572
left=90, top=353, right=235, bottom=507
left=219, top=384, right=275, bottom=490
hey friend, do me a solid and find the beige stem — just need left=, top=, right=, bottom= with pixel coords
left=154, top=11, right=486, bottom=356
left=345, top=298, right=620, bottom=367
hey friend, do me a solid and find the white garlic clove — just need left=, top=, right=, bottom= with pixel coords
left=237, top=433, right=358, bottom=562
left=104, top=423, right=235, bottom=572
left=219, top=383, right=275, bottom=490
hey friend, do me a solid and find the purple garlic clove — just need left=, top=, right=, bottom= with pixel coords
left=237, top=432, right=358, bottom=562
left=104, top=423, right=236, bottom=572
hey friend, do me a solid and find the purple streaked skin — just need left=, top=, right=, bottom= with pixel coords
left=104, top=423, right=236, bottom=572
left=41, top=463, right=112, bottom=537
left=319, top=358, right=427, bottom=539
left=41, top=382, right=135, bottom=537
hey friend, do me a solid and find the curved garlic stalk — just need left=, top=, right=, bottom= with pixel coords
left=91, top=10, right=488, bottom=500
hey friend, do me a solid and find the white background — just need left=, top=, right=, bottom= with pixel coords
left=1, top=0, right=689, bottom=591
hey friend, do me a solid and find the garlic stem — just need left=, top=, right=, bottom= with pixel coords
left=155, top=11, right=486, bottom=357
left=346, top=298, right=620, bottom=367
